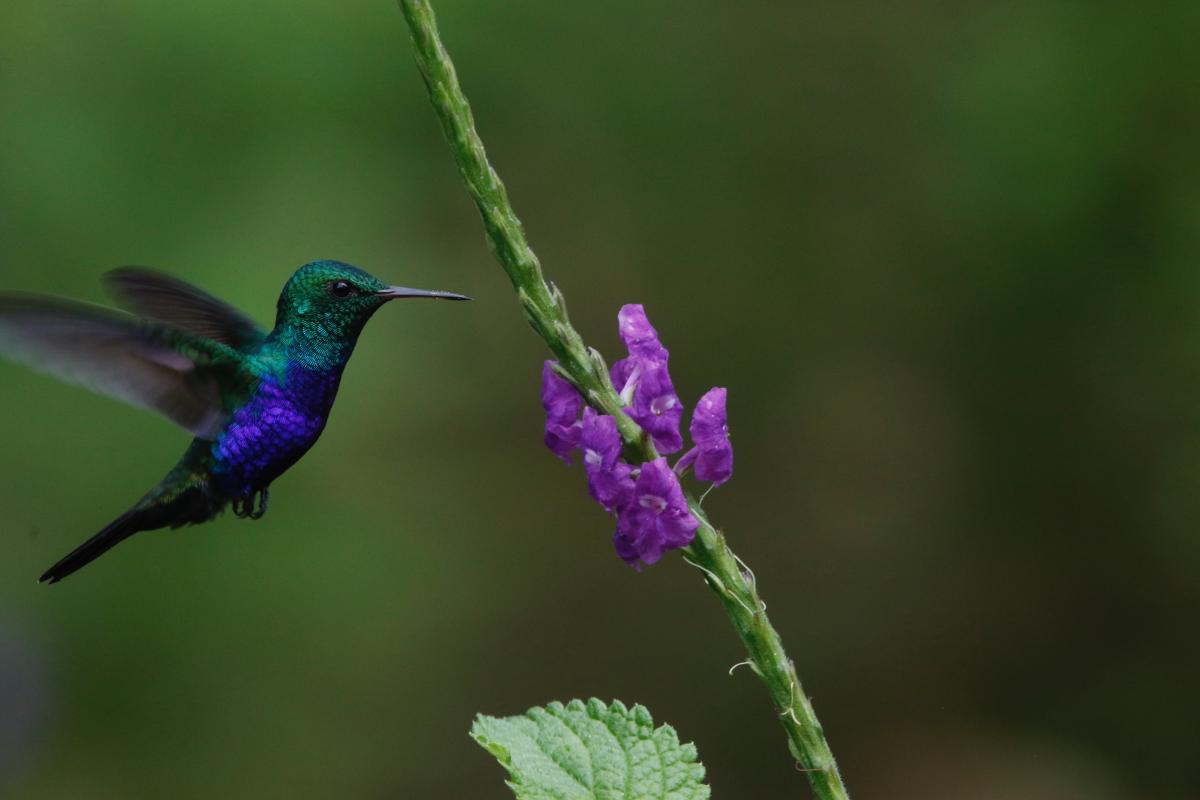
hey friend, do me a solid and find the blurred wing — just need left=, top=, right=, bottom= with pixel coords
left=105, top=267, right=267, bottom=352
left=0, top=295, right=250, bottom=438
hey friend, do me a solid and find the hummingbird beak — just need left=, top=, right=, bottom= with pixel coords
left=375, top=286, right=472, bottom=302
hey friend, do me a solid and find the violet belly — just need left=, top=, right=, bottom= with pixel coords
left=210, top=366, right=341, bottom=496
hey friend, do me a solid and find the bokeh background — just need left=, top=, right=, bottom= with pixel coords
left=1, top=1, right=1198, bottom=797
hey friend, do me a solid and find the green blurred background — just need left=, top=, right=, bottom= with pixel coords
left=1, top=1, right=1198, bottom=797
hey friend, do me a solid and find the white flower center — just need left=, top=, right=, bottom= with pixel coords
left=651, top=395, right=676, bottom=416
left=639, top=494, right=667, bottom=513
left=584, top=449, right=603, bottom=467
left=619, top=363, right=643, bottom=405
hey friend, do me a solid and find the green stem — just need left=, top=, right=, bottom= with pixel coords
left=396, top=3, right=849, bottom=797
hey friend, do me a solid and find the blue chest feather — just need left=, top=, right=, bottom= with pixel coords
left=210, top=363, right=343, bottom=495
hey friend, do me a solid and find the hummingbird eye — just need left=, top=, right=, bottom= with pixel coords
left=328, top=280, right=356, bottom=298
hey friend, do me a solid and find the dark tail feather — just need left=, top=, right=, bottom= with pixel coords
left=39, top=439, right=228, bottom=584
left=38, top=508, right=147, bottom=584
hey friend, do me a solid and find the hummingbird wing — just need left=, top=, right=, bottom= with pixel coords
left=0, top=295, right=254, bottom=439
left=104, top=268, right=267, bottom=352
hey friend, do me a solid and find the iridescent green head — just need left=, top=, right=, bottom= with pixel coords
left=272, top=260, right=469, bottom=363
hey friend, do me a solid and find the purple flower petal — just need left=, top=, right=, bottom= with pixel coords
left=544, top=421, right=582, bottom=463
left=611, top=528, right=644, bottom=571
left=689, top=387, right=732, bottom=485
left=592, top=463, right=635, bottom=514
left=581, top=408, right=634, bottom=511
left=612, top=458, right=698, bottom=567
left=580, top=408, right=620, bottom=471
left=617, top=304, right=669, bottom=362
left=627, top=363, right=684, bottom=454
left=542, top=360, right=582, bottom=463
left=636, top=454, right=689, bottom=508
left=610, top=357, right=637, bottom=402
left=673, top=447, right=698, bottom=475
left=542, top=361, right=581, bottom=424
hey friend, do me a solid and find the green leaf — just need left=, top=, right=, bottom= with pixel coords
left=471, top=698, right=711, bottom=800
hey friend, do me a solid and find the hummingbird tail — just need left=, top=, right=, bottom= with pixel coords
left=39, top=446, right=226, bottom=584
left=37, top=508, right=146, bottom=584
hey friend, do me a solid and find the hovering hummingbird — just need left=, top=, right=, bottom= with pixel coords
left=0, top=260, right=469, bottom=584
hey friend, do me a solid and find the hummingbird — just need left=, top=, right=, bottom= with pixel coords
left=0, top=260, right=469, bottom=584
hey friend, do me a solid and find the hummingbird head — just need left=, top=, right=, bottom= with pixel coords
left=273, top=260, right=469, bottom=361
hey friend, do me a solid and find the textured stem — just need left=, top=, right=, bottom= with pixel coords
left=396, top=2, right=849, bottom=797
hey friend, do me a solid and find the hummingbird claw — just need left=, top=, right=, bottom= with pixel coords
left=233, top=488, right=269, bottom=520
left=249, top=488, right=269, bottom=520
left=232, top=496, right=250, bottom=519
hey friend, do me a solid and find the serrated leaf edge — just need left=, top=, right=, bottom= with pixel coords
left=471, top=699, right=709, bottom=800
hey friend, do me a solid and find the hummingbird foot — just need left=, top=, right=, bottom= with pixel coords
left=250, top=488, right=269, bottom=520
left=232, top=489, right=269, bottom=520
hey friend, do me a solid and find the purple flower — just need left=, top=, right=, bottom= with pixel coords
left=542, top=360, right=582, bottom=463
left=580, top=408, right=635, bottom=512
left=613, top=458, right=699, bottom=566
left=610, top=305, right=684, bottom=454
left=677, top=387, right=733, bottom=486
left=611, top=359, right=685, bottom=455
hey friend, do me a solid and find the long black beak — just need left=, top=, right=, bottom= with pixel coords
left=375, top=286, right=472, bottom=301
